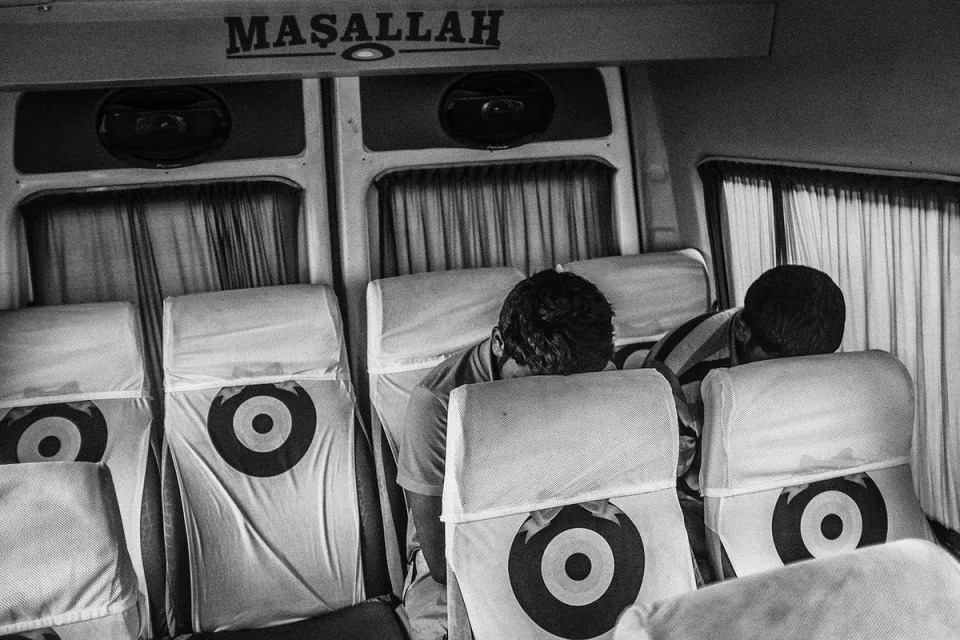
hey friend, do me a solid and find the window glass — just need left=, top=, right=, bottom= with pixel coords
left=373, top=160, right=618, bottom=278
left=19, top=180, right=302, bottom=416
left=702, top=161, right=960, bottom=531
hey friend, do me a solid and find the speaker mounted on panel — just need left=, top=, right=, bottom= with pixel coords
left=97, top=86, right=231, bottom=169
left=439, top=71, right=554, bottom=150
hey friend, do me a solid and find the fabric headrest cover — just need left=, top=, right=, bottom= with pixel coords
left=163, top=284, right=348, bottom=392
left=443, top=370, right=677, bottom=523
left=0, top=461, right=138, bottom=634
left=612, top=540, right=960, bottom=640
left=560, top=250, right=709, bottom=346
left=700, top=350, right=914, bottom=497
left=367, top=267, right=525, bottom=374
left=0, top=303, right=145, bottom=407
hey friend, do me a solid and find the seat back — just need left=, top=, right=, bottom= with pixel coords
left=0, top=302, right=155, bottom=636
left=613, top=539, right=960, bottom=640
left=0, top=462, right=141, bottom=639
left=700, top=350, right=935, bottom=579
left=559, top=250, right=710, bottom=369
left=366, top=267, right=525, bottom=454
left=442, top=370, right=696, bottom=640
left=162, top=285, right=373, bottom=632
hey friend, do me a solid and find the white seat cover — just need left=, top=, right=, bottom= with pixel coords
left=443, top=370, right=695, bottom=640
left=163, top=285, right=362, bottom=631
left=700, top=350, right=935, bottom=578
left=0, top=302, right=152, bottom=630
left=559, top=251, right=710, bottom=368
left=366, top=267, right=525, bottom=452
left=613, top=540, right=960, bottom=640
left=0, top=462, right=140, bottom=640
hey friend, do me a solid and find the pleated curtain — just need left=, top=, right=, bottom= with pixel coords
left=712, top=163, right=960, bottom=530
left=20, top=181, right=302, bottom=426
left=375, top=160, right=618, bottom=278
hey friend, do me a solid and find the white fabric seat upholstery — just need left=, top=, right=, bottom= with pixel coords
left=559, top=250, right=710, bottom=369
left=366, top=267, right=525, bottom=454
left=0, top=302, right=154, bottom=635
left=366, top=267, right=526, bottom=595
left=162, top=285, right=365, bottom=632
left=442, top=370, right=696, bottom=640
left=613, top=539, right=960, bottom=640
left=700, top=350, right=935, bottom=579
left=0, top=462, right=141, bottom=639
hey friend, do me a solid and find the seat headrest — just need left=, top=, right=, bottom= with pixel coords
left=163, top=284, right=348, bottom=393
left=366, top=267, right=525, bottom=374
left=613, top=540, right=960, bottom=640
left=559, top=250, right=710, bottom=346
left=700, top=350, right=915, bottom=497
left=0, top=302, right=146, bottom=408
left=442, top=370, right=677, bottom=523
left=0, top=461, right=139, bottom=634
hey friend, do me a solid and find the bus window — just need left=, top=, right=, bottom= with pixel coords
left=18, top=180, right=302, bottom=406
left=700, top=160, right=960, bottom=532
left=372, top=159, right=617, bottom=278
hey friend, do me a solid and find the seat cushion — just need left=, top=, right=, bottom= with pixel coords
left=184, top=597, right=408, bottom=640
left=0, top=462, right=140, bottom=639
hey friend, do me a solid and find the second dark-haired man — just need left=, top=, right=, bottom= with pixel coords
left=643, top=264, right=846, bottom=580
left=397, top=268, right=615, bottom=640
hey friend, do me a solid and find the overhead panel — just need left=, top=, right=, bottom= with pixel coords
left=0, top=2, right=776, bottom=89
left=13, top=80, right=305, bottom=173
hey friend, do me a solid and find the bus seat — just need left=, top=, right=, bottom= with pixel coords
left=0, top=462, right=141, bottom=639
left=0, top=302, right=158, bottom=637
left=559, top=250, right=710, bottom=369
left=161, top=284, right=397, bottom=634
left=366, top=267, right=526, bottom=455
left=612, top=539, right=960, bottom=640
left=365, top=266, right=525, bottom=588
left=442, top=370, right=696, bottom=640
left=699, top=350, right=936, bottom=580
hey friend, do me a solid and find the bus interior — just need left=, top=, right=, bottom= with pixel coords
left=1, top=0, right=959, bottom=638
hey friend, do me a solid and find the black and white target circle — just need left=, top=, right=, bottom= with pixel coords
left=0, top=402, right=108, bottom=464
left=207, top=382, right=316, bottom=477
left=772, top=474, right=888, bottom=564
left=508, top=502, right=644, bottom=639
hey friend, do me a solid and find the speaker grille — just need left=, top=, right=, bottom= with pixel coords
left=97, top=86, right=231, bottom=169
left=359, top=68, right=612, bottom=152
left=440, top=72, right=554, bottom=150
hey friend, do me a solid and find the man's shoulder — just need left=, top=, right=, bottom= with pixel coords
left=645, top=308, right=739, bottom=367
left=417, top=338, right=494, bottom=402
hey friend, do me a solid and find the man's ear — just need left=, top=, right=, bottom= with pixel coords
left=491, top=326, right=504, bottom=357
left=733, top=314, right=751, bottom=345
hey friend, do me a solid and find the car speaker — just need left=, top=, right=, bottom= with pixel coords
left=439, top=71, right=554, bottom=150
left=97, top=86, right=231, bottom=169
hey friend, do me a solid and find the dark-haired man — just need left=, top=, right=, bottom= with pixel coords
left=397, top=269, right=615, bottom=640
left=643, top=264, right=846, bottom=579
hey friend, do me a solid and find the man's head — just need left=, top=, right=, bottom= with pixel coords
left=734, top=265, right=846, bottom=364
left=491, top=269, right=614, bottom=378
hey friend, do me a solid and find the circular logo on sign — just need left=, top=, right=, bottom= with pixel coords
left=508, top=502, right=644, bottom=639
left=207, top=382, right=317, bottom=477
left=341, top=43, right=396, bottom=62
left=772, top=474, right=888, bottom=564
left=0, top=402, right=108, bottom=464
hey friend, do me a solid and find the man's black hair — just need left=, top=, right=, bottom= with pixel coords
left=498, top=269, right=614, bottom=375
left=741, top=264, right=845, bottom=357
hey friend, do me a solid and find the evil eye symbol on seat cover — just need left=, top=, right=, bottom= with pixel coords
left=507, top=501, right=645, bottom=639
left=0, top=402, right=108, bottom=464
left=207, top=382, right=317, bottom=477
left=772, top=473, right=888, bottom=564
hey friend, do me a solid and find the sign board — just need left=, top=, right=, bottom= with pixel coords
left=0, top=2, right=775, bottom=89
